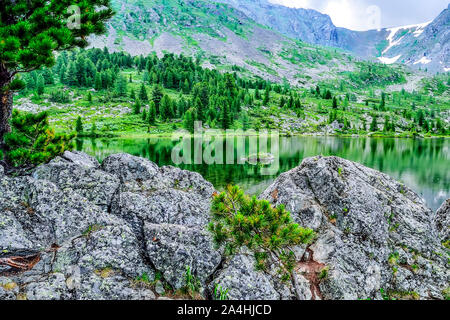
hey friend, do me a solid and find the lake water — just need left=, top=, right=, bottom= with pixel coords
left=77, top=136, right=449, bottom=211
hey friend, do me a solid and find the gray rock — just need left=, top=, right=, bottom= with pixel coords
left=25, top=273, right=71, bottom=300
left=77, top=273, right=156, bottom=300
left=102, top=153, right=159, bottom=183
left=144, top=223, right=221, bottom=290
left=33, top=156, right=120, bottom=211
left=210, top=254, right=280, bottom=300
left=0, top=164, right=4, bottom=177
left=112, top=189, right=212, bottom=231
left=154, top=280, right=165, bottom=295
left=260, top=156, right=449, bottom=300
left=53, top=222, right=153, bottom=279
left=435, top=199, right=449, bottom=243
left=0, top=176, right=109, bottom=252
left=62, top=151, right=100, bottom=169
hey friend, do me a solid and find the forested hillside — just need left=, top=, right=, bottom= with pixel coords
left=15, top=48, right=450, bottom=137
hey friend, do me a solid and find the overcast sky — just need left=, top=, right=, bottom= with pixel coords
left=269, top=0, right=449, bottom=31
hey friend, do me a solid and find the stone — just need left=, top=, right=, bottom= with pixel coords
left=144, top=223, right=222, bottom=290
left=62, top=151, right=100, bottom=169
left=210, top=254, right=280, bottom=300
left=33, top=156, right=120, bottom=211
left=434, top=199, right=449, bottom=243
left=101, top=153, right=159, bottom=183
left=260, top=156, right=449, bottom=300
left=154, top=280, right=165, bottom=295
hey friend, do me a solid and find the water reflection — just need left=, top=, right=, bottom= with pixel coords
left=78, top=136, right=449, bottom=211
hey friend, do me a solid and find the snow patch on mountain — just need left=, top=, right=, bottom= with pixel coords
left=378, top=55, right=402, bottom=65
left=413, top=21, right=432, bottom=37
left=382, top=21, right=432, bottom=55
left=414, top=56, right=432, bottom=65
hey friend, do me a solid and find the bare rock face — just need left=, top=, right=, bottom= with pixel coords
left=260, top=156, right=449, bottom=300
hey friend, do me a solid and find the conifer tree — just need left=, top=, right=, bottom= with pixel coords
left=3, top=110, right=75, bottom=168
left=36, top=75, right=45, bottom=96
left=263, top=86, right=270, bottom=105
left=148, top=101, right=157, bottom=125
left=152, top=84, right=164, bottom=115
left=94, top=73, right=103, bottom=91
left=221, top=103, right=231, bottom=130
left=160, top=95, right=172, bottom=121
left=114, top=74, right=128, bottom=97
left=184, top=107, right=197, bottom=133
left=0, top=0, right=114, bottom=144
left=139, top=83, right=148, bottom=102
left=133, top=99, right=141, bottom=115
left=75, top=116, right=83, bottom=133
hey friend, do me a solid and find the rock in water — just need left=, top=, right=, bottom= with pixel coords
left=260, top=156, right=448, bottom=300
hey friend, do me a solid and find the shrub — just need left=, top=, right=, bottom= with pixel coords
left=208, top=185, right=315, bottom=299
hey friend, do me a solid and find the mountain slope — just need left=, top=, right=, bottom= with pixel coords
left=215, top=0, right=449, bottom=73
left=377, top=5, right=449, bottom=73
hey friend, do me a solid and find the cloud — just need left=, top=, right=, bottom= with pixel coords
left=269, top=0, right=378, bottom=30
left=269, top=0, right=448, bottom=31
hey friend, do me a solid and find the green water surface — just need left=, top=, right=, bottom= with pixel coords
left=77, top=136, right=449, bottom=211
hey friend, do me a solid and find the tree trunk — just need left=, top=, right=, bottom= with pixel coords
left=0, top=89, right=13, bottom=144
left=0, top=63, right=13, bottom=146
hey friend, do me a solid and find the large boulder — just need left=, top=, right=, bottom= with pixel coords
left=0, top=152, right=217, bottom=300
left=260, top=156, right=449, bottom=300
left=101, top=154, right=218, bottom=290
